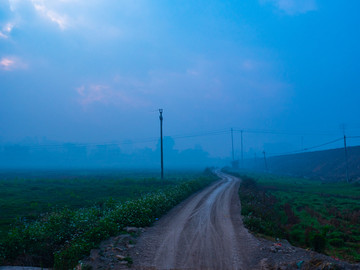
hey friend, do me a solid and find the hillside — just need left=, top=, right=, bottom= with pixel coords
left=254, top=146, right=360, bottom=182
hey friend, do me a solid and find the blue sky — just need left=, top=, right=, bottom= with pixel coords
left=0, top=0, right=359, bottom=158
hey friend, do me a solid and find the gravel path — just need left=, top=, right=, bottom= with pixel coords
left=79, top=171, right=359, bottom=270
left=130, top=171, right=260, bottom=270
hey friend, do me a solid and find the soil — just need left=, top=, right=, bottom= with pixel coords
left=79, top=171, right=360, bottom=270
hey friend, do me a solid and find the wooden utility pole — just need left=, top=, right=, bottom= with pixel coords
left=263, top=151, right=268, bottom=172
left=241, top=130, right=244, bottom=168
left=301, top=136, right=304, bottom=151
left=231, top=128, right=234, bottom=161
left=341, top=124, right=349, bottom=183
left=344, top=135, right=349, bottom=183
left=159, top=109, right=164, bottom=180
left=254, top=153, right=257, bottom=170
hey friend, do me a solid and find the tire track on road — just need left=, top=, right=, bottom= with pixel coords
left=131, top=171, right=260, bottom=270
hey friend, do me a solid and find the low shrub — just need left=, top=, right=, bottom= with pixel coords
left=311, top=234, right=327, bottom=253
left=238, top=175, right=284, bottom=238
left=225, top=170, right=360, bottom=263
left=240, top=176, right=258, bottom=190
left=289, top=228, right=305, bottom=244
left=329, top=238, right=345, bottom=248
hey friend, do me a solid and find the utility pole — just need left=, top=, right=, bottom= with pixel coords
left=343, top=134, right=349, bottom=183
left=231, top=128, right=234, bottom=161
left=159, top=109, right=164, bottom=180
left=263, top=151, right=268, bottom=172
left=301, top=136, right=304, bottom=151
left=254, top=153, right=257, bottom=170
left=241, top=130, right=244, bottom=168
left=341, top=124, right=349, bottom=183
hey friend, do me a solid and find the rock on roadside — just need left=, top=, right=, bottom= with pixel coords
left=78, top=228, right=145, bottom=270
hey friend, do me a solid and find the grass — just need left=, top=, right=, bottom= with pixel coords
left=225, top=169, right=360, bottom=263
left=0, top=168, right=217, bottom=268
left=0, top=169, right=200, bottom=241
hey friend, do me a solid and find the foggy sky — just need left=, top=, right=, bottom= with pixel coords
left=1, top=0, right=360, bottom=161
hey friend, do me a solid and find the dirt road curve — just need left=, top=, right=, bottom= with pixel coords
left=130, top=171, right=260, bottom=270
left=81, top=172, right=360, bottom=269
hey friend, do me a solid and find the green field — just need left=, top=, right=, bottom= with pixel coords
left=0, top=169, right=216, bottom=268
left=0, top=169, right=198, bottom=240
left=227, top=170, right=360, bottom=263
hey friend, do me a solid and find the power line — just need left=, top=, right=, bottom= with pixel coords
left=303, top=138, right=343, bottom=151
left=267, top=137, right=343, bottom=156
left=171, top=129, right=229, bottom=140
left=232, top=128, right=338, bottom=136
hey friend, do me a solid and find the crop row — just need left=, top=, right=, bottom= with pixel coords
left=227, top=169, right=360, bottom=263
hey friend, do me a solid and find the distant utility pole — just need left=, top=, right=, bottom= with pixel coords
left=341, top=124, right=349, bottom=183
left=263, top=151, right=268, bottom=172
left=301, top=136, right=304, bottom=151
left=159, top=109, right=164, bottom=180
left=254, top=153, right=257, bottom=170
left=241, top=130, right=244, bottom=168
left=231, top=128, right=234, bottom=161
left=343, top=134, right=349, bottom=183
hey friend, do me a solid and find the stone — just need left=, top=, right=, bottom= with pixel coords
left=116, top=254, right=126, bottom=260
left=89, top=249, right=100, bottom=261
left=124, top=226, right=138, bottom=233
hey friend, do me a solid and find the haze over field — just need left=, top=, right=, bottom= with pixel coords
left=1, top=0, right=360, bottom=166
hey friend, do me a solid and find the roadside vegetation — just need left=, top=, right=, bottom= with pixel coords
left=0, top=169, right=217, bottom=269
left=0, top=170, right=201, bottom=241
left=225, top=169, right=360, bottom=263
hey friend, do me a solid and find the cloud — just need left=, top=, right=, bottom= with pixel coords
left=261, top=0, right=317, bottom=15
left=5, top=0, right=147, bottom=40
left=0, top=22, right=14, bottom=39
left=241, top=59, right=266, bottom=71
left=76, top=84, right=149, bottom=108
left=8, top=0, right=69, bottom=30
left=0, top=56, right=27, bottom=71
left=0, top=58, right=14, bottom=70
left=30, top=0, right=68, bottom=30
left=76, top=85, right=107, bottom=105
left=8, top=0, right=20, bottom=12
left=4, top=22, right=14, bottom=32
left=0, top=32, right=7, bottom=39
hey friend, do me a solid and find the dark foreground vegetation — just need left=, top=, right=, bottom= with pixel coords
left=226, top=170, right=360, bottom=263
left=0, top=170, right=174, bottom=240
left=0, top=169, right=217, bottom=269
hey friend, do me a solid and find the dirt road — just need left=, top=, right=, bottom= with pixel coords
left=130, top=171, right=260, bottom=270
left=81, top=172, right=359, bottom=270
